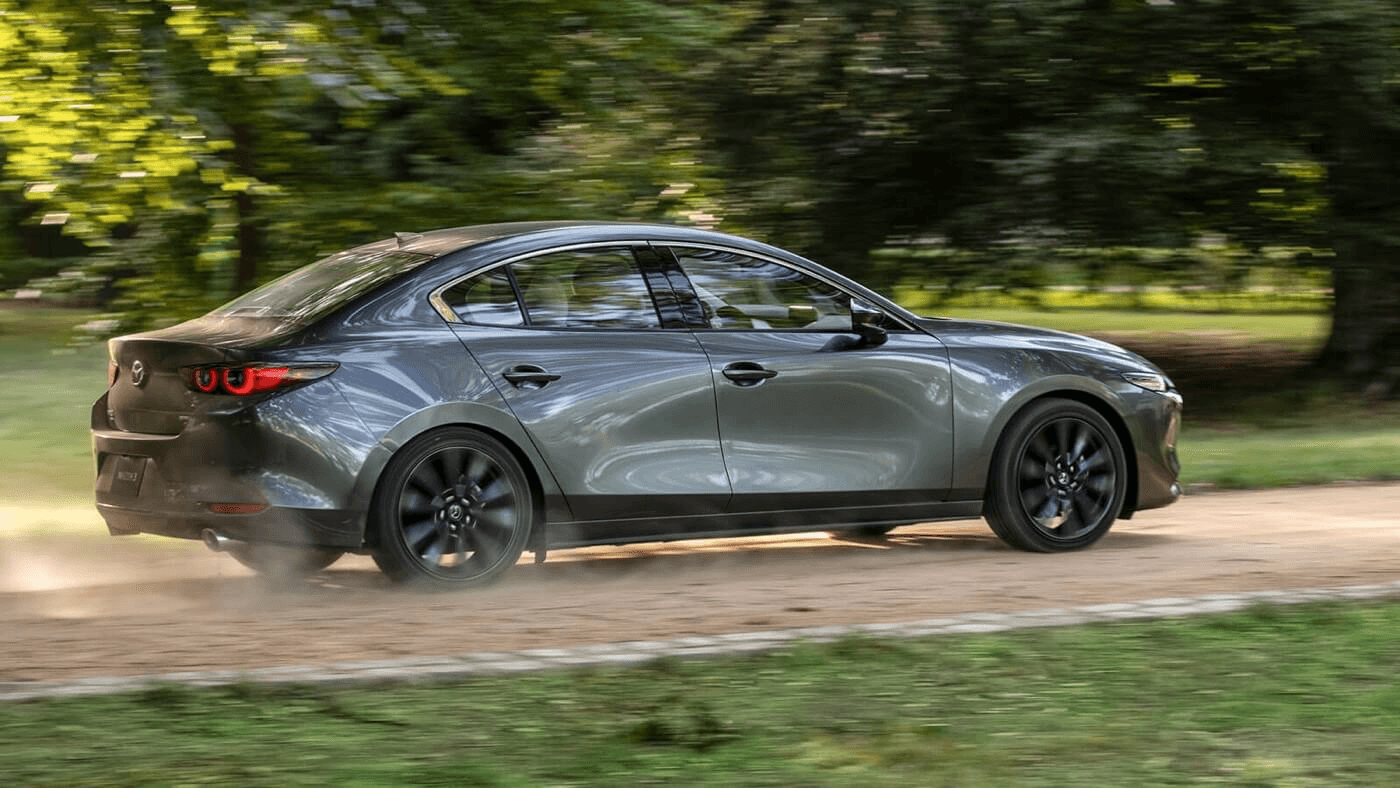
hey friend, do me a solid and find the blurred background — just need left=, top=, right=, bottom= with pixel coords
left=3, top=6, right=1400, bottom=783
left=1, top=0, right=1399, bottom=506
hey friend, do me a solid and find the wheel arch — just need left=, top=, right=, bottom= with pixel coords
left=350, top=403, right=568, bottom=548
left=983, top=389, right=1139, bottom=520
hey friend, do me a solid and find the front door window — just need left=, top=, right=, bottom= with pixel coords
left=668, top=248, right=853, bottom=331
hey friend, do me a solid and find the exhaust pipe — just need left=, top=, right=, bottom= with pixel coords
left=201, top=528, right=236, bottom=553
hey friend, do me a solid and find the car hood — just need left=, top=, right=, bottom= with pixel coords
left=914, top=317, right=1164, bottom=373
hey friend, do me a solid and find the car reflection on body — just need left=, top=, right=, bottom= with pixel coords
left=92, top=222, right=1182, bottom=586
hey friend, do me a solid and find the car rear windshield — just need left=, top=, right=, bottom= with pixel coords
left=212, top=243, right=434, bottom=325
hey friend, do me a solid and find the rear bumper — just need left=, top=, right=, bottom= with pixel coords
left=91, top=390, right=371, bottom=549
left=97, top=502, right=362, bottom=548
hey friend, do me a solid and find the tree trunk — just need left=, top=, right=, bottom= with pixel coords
left=1312, top=98, right=1400, bottom=399
left=230, top=123, right=260, bottom=292
left=1315, top=236, right=1400, bottom=398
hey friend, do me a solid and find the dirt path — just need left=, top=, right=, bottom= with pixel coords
left=2, top=484, right=1398, bottom=682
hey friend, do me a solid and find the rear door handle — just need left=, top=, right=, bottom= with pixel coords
left=502, top=365, right=562, bottom=387
left=721, top=362, right=778, bottom=386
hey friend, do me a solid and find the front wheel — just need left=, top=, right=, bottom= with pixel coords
left=984, top=399, right=1128, bottom=552
left=370, top=428, right=534, bottom=588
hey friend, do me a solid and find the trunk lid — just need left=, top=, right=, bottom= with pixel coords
left=105, top=316, right=294, bottom=435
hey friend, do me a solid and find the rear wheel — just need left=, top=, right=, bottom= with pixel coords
left=984, top=399, right=1127, bottom=552
left=226, top=543, right=343, bottom=577
left=370, top=428, right=533, bottom=587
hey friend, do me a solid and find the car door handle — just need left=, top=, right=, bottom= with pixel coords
left=502, top=365, right=562, bottom=387
left=721, top=362, right=778, bottom=385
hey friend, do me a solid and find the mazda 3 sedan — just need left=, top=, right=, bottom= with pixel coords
left=93, top=222, right=1182, bottom=586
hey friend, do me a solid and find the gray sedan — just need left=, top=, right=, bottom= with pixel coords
left=93, top=222, right=1182, bottom=586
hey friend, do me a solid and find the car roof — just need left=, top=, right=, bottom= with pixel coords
left=377, top=221, right=921, bottom=326
left=391, top=221, right=788, bottom=259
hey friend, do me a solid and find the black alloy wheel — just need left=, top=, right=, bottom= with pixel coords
left=984, top=399, right=1127, bottom=552
left=371, top=428, right=533, bottom=587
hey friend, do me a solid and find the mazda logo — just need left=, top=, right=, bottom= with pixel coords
left=130, top=360, right=147, bottom=388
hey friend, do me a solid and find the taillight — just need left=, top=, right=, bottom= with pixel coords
left=192, top=367, right=219, bottom=392
left=222, top=366, right=288, bottom=396
left=183, top=364, right=336, bottom=396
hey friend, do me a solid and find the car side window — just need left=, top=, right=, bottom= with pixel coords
left=670, top=248, right=853, bottom=331
left=439, top=247, right=667, bottom=329
left=438, top=266, right=526, bottom=326
left=514, top=247, right=662, bottom=329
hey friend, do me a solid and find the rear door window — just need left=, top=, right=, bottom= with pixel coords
left=514, top=247, right=661, bottom=329
left=438, top=267, right=525, bottom=326
left=440, top=246, right=667, bottom=329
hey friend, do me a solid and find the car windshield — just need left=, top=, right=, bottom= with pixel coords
left=213, top=243, right=433, bottom=324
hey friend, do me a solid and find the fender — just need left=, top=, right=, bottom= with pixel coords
left=345, top=400, right=571, bottom=547
left=950, top=366, right=1128, bottom=498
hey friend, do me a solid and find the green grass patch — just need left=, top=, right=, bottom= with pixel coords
left=896, top=302, right=1329, bottom=347
left=894, top=282, right=1329, bottom=315
left=1180, top=427, right=1400, bottom=490
left=5, top=600, right=1400, bottom=786
left=0, top=307, right=106, bottom=503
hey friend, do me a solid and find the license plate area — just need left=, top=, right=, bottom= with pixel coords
left=98, top=454, right=148, bottom=497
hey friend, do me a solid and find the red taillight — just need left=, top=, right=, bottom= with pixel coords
left=222, top=366, right=288, bottom=396
left=193, top=367, right=219, bottom=393
left=184, top=364, right=335, bottom=396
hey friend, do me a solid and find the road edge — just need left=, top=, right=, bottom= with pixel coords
left=4, top=580, right=1399, bottom=703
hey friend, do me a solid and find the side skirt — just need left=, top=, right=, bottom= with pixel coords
left=545, top=500, right=984, bottom=549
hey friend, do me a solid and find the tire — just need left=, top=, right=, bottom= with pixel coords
left=369, top=427, right=533, bottom=587
left=226, top=543, right=343, bottom=577
left=984, top=398, right=1128, bottom=552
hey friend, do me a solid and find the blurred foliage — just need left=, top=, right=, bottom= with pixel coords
left=878, top=244, right=1331, bottom=311
left=683, top=1, right=1344, bottom=281
left=680, top=0, right=1400, bottom=387
left=0, top=0, right=735, bottom=331
left=2, top=0, right=1399, bottom=387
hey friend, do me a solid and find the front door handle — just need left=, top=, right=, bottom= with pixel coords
left=721, top=362, right=778, bottom=386
left=502, top=364, right=562, bottom=387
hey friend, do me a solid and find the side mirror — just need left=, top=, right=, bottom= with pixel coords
left=850, top=300, right=889, bottom=347
left=853, top=320, right=887, bottom=348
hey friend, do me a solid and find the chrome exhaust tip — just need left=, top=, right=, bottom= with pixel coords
left=201, top=528, right=232, bottom=552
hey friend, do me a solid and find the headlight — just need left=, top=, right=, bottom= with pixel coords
left=1122, top=371, right=1170, bottom=392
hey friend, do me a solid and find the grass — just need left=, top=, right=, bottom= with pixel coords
left=913, top=305, right=1328, bottom=347
left=4, top=599, right=1400, bottom=785
left=0, top=307, right=105, bottom=503
left=1181, top=427, right=1400, bottom=489
left=892, top=278, right=1329, bottom=315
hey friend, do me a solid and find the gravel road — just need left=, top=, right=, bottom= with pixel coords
left=2, top=483, right=1398, bottom=682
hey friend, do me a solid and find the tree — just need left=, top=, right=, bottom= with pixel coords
left=693, top=0, right=1396, bottom=394
left=1, top=0, right=731, bottom=327
left=1006, top=0, right=1400, bottom=392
